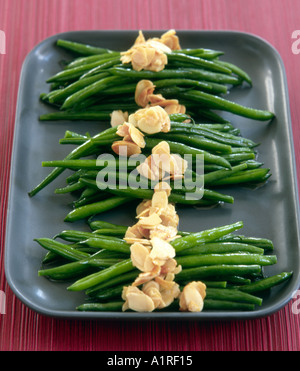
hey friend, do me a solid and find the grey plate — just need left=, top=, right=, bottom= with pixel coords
left=5, top=30, right=300, bottom=320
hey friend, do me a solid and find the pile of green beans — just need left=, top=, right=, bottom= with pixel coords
left=35, top=220, right=292, bottom=312
left=29, top=113, right=271, bottom=221
left=38, top=37, right=274, bottom=123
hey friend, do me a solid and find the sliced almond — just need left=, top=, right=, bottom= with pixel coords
left=111, top=140, right=142, bottom=156
left=122, top=286, right=155, bottom=312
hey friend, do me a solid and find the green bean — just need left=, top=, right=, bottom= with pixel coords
left=80, top=237, right=130, bottom=254
left=169, top=123, right=257, bottom=147
left=67, top=258, right=135, bottom=291
left=204, top=163, right=248, bottom=185
left=28, top=127, right=117, bottom=197
left=76, top=302, right=124, bottom=311
left=54, top=179, right=86, bottom=194
left=66, top=52, right=120, bottom=69
left=54, top=229, right=120, bottom=243
left=39, top=111, right=112, bottom=121
left=88, top=220, right=128, bottom=232
left=217, top=235, right=274, bottom=250
left=176, top=242, right=264, bottom=256
left=86, top=269, right=140, bottom=296
left=94, top=177, right=233, bottom=205
left=110, top=67, right=242, bottom=85
left=170, top=221, right=244, bottom=253
left=34, top=238, right=90, bottom=261
left=152, top=133, right=233, bottom=154
left=221, top=152, right=256, bottom=164
left=73, top=192, right=112, bottom=208
left=42, top=158, right=137, bottom=171
left=144, top=138, right=232, bottom=169
left=47, top=57, right=120, bottom=83
left=166, top=53, right=232, bottom=74
left=214, top=60, right=252, bottom=85
left=203, top=299, right=255, bottom=311
left=221, top=276, right=252, bottom=285
left=205, top=288, right=262, bottom=306
left=44, top=73, right=109, bottom=104
left=175, top=264, right=262, bottom=282
left=179, top=90, right=274, bottom=121
left=64, top=196, right=134, bottom=222
left=173, top=48, right=224, bottom=59
left=61, top=76, right=132, bottom=110
left=39, top=251, right=121, bottom=280
left=237, top=272, right=293, bottom=294
left=210, top=168, right=271, bottom=186
left=56, top=39, right=114, bottom=55
left=153, top=78, right=228, bottom=95
left=176, top=253, right=277, bottom=268
left=79, top=58, right=122, bottom=79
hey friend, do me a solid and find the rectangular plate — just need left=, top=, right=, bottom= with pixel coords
left=5, top=30, right=300, bottom=320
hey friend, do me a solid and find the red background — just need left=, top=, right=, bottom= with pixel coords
left=1, top=0, right=300, bottom=351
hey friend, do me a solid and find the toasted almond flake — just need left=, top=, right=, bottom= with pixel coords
left=142, top=281, right=162, bottom=308
left=164, top=103, right=186, bottom=115
left=122, top=286, right=155, bottom=312
left=116, top=122, right=130, bottom=137
left=138, top=213, right=162, bottom=228
left=155, top=275, right=175, bottom=290
left=159, top=29, right=181, bottom=51
left=136, top=200, right=152, bottom=218
left=152, top=140, right=170, bottom=156
left=125, top=225, right=144, bottom=239
left=129, top=124, right=145, bottom=148
left=121, top=35, right=170, bottom=72
left=179, top=281, right=207, bottom=312
left=135, top=80, right=156, bottom=107
left=151, top=190, right=169, bottom=211
left=150, top=237, right=176, bottom=262
left=132, top=265, right=161, bottom=286
left=111, top=140, right=142, bottom=156
left=159, top=282, right=181, bottom=309
left=110, top=110, right=129, bottom=127
left=124, top=237, right=152, bottom=245
left=154, top=181, right=172, bottom=196
left=130, top=242, right=151, bottom=272
left=129, top=106, right=170, bottom=135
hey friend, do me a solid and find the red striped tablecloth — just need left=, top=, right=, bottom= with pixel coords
left=1, top=0, right=300, bottom=351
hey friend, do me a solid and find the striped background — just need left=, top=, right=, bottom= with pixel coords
left=1, top=0, right=300, bottom=351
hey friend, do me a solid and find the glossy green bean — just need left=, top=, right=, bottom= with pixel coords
left=110, top=67, right=242, bottom=85
left=238, top=272, right=293, bottom=294
left=152, top=133, right=233, bottom=154
left=176, top=242, right=264, bottom=256
left=76, top=302, right=124, bottom=311
left=205, top=288, right=262, bottom=306
left=175, top=264, right=262, bottom=282
left=39, top=111, right=112, bottom=121
left=166, top=52, right=232, bottom=74
left=67, top=258, right=135, bottom=291
left=64, top=196, right=134, bottom=222
left=56, top=39, right=114, bottom=55
left=34, top=238, right=90, bottom=261
left=144, top=138, right=232, bottom=169
left=176, top=253, right=277, bottom=268
left=170, top=221, right=244, bottom=253
left=179, top=90, right=274, bottom=121
left=80, top=237, right=130, bottom=254
left=203, top=299, right=255, bottom=311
